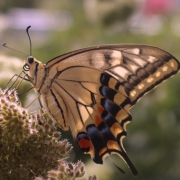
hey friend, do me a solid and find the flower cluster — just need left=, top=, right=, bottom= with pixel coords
left=0, top=89, right=96, bottom=180
left=41, top=160, right=85, bottom=180
left=0, top=89, right=33, bottom=142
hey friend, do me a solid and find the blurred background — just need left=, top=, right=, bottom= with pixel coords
left=0, top=0, right=180, bottom=179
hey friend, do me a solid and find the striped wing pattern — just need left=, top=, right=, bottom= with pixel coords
left=26, top=44, right=180, bottom=175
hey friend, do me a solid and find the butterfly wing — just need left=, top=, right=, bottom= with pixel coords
left=44, top=44, right=179, bottom=175
left=47, top=44, right=179, bottom=105
left=51, top=67, right=137, bottom=174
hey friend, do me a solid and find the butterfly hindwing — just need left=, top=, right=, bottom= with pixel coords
left=54, top=66, right=137, bottom=174
left=25, top=44, right=179, bottom=175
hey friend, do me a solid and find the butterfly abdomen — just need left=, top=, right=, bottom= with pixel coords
left=40, top=83, right=69, bottom=130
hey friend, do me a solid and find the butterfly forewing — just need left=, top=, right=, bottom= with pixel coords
left=25, top=44, right=179, bottom=175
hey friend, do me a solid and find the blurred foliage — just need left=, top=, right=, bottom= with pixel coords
left=1, top=0, right=180, bottom=180
left=0, top=0, right=35, bottom=12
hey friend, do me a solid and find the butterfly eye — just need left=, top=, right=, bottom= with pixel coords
left=28, top=56, right=34, bottom=64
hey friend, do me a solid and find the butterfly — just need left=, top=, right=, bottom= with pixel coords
left=16, top=27, right=180, bottom=175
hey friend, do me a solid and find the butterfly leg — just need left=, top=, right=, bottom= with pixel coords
left=2, top=71, right=29, bottom=90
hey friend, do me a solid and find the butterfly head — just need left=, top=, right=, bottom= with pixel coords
left=23, top=56, right=46, bottom=86
left=24, top=56, right=44, bottom=71
left=23, top=56, right=35, bottom=71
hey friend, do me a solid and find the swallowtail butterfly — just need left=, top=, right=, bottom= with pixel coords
left=9, top=27, right=180, bottom=175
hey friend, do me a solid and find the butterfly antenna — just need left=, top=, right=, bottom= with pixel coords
left=26, top=26, right=32, bottom=56
left=108, top=157, right=125, bottom=174
left=2, top=43, right=28, bottom=56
